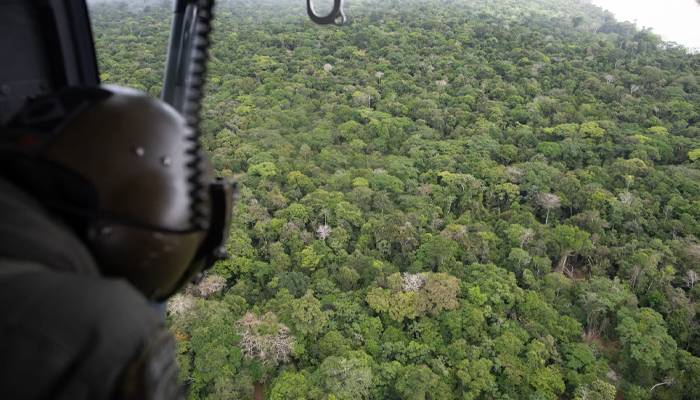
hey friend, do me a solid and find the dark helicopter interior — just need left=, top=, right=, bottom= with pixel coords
left=0, top=0, right=99, bottom=124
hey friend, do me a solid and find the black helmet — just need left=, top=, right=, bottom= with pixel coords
left=0, top=85, right=233, bottom=300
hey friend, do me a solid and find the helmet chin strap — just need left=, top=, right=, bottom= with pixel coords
left=162, top=0, right=213, bottom=130
left=162, top=0, right=216, bottom=236
left=160, top=0, right=237, bottom=296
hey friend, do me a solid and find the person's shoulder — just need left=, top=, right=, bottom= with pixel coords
left=78, top=274, right=163, bottom=332
left=0, top=265, right=164, bottom=358
left=0, top=177, right=100, bottom=275
left=0, top=265, right=174, bottom=399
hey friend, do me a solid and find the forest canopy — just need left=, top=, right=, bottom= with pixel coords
left=90, top=0, right=700, bottom=399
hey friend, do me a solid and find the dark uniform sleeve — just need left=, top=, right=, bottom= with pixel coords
left=115, top=326, right=183, bottom=400
left=0, top=263, right=184, bottom=400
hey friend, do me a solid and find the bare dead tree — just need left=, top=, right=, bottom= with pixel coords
left=650, top=376, right=674, bottom=393
left=629, top=265, right=643, bottom=290
left=531, top=63, right=543, bottom=76
left=167, top=294, right=196, bottom=316
left=418, top=183, right=433, bottom=196
left=520, top=228, right=535, bottom=248
left=401, top=273, right=426, bottom=292
left=189, top=274, right=227, bottom=298
left=581, top=292, right=610, bottom=340
left=686, top=243, right=700, bottom=259
left=686, top=270, right=698, bottom=289
left=619, top=191, right=634, bottom=206
left=506, top=166, right=524, bottom=183
left=316, top=224, right=332, bottom=240
left=235, top=312, right=294, bottom=366
left=537, top=193, right=561, bottom=225
left=563, top=262, right=575, bottom=279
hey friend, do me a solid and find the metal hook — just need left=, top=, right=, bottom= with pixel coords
left=307, top=0, right=346, bottom=25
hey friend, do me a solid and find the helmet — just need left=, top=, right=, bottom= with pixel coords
left=0, top=85, right=233, bottom=300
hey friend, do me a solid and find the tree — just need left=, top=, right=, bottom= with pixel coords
left=579, top=277, right=637, bottom=339
left=414, top=272, right=460, bottom=316
left=689, top=148, right=700, bottom=161
left=287, top=171, right=314, bottom=195
left=686, top=270, right=699, bottom=288
left=316, top=354, right=373, bottom=400
left=269, top=371, right=311, bottom=400
left=277, top=272, right=310, bottom=298
left=573, top=380, right=616, bottom=400
left=616, top=308, right=676, bottom=375
left=508, top=247, right=532, bottom=272
left=366, top=273, right=460, bottom=321
left=526, top=365, right=566, bottom=400
left=579, top=121, right=606, bottom=138
left=537, top=192, right=562, bottom=225
left=300, top=246, right=322, bottom=271
left=456, top=358, right=497, bottom=399
left=412, top=235, right=460, bottom=273
left=249, top=161, right=278, bottom=178
left=549, top=224, right=591, bottom=275
left=280, top=291, right=328, bottom=338
left=395, top=365, right=445, bottom=400
left=188, top=274, right=227, bottom=298
left=318, top=330, right=351, bottom=358
left=236, top=312, right=294, bottom=367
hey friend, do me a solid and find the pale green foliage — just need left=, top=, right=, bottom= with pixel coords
left=616, top=308, right=677, bottom=370
left=248, top=161, right=277, bottom=178
left=579, top=121, right=606, bottom=137
left=647, top=126, right=669, bottom=135
left=281, top=291, right=328, bottom=338
left=689, top=148, right=700, bottom=161
left=395, top=365, right=443, bottom=400
left=316, top=354, right=373, bottom=400
left=269, top=372, right=310, bottom=400
left=456, top=358, right=497, bottom=400
left=573, top=379, right=616, bottom=400
left=366, top=272, right=460, bottom=321
left=352, top=177, right=369, bottom=187
left=300, top=246, right=321, bottom=270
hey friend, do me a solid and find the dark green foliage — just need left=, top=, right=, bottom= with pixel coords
left=91, top=0, right=700, bottom=398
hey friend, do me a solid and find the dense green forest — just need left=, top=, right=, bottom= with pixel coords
left=90, top=0, right=700, bottom=398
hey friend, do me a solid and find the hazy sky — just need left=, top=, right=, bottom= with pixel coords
left=590, top=0, right=700, bottom=51
left=84, top=0, right=700, bottom=50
